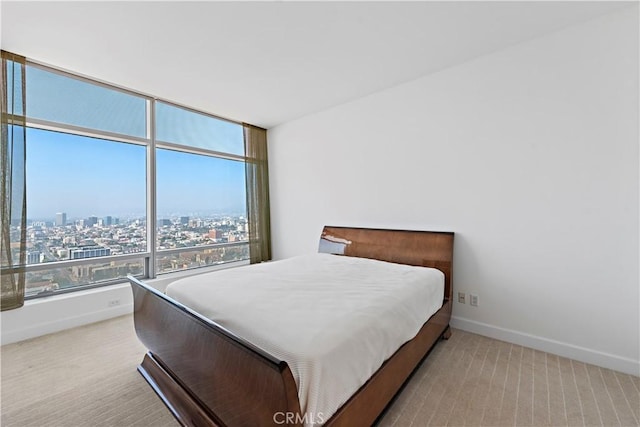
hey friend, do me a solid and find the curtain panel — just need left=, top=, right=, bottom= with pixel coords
left=1, top=50, right=27, bottom=310
left=243, top=124, right=271, bottom=263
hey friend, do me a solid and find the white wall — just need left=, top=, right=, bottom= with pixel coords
left=268, top=6, right=639, bottom=375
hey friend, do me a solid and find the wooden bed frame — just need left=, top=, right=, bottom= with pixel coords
left=129, top=226, right=454, bottom=426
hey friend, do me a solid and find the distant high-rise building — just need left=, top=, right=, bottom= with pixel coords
left=68, top=246, right=111, bottom=260
left=208, top=229, right=218, bottom=239
left=103, top=216, right=113, bottom=226
left=55, top=212, right=67, bottom=226
left=180, top=216, right=190, bottom=225
left=27, top=251, right=42, bottom=264
left=86, top=216, right=98, bottom=227
left=159, top=219, right=172, bottom=227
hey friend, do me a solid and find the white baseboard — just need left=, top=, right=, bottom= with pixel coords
left=450, top=316, right=640, bottom=377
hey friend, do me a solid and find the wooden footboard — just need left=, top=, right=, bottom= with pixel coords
left=129, top=276, right=302, bottom=427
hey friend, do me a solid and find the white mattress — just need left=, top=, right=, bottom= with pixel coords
left=165, top=253, right=444, bottom=426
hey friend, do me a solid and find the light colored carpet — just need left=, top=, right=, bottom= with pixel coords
left=1, top=315, right=638, bottom=426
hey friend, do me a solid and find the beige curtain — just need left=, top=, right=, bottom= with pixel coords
left=243, top=124, right=271, bottom=263
left=1, top=51, right=27, bottom=310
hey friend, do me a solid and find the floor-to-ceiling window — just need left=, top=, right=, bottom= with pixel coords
left=19, top=61, right=249, bottom=298
left=154, top=102, right=248, bottom=274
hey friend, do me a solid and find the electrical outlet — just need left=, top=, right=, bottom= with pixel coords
left=108, top=299, right=121, bottom=307
left=457, top=292, right=465, bottom=304
left=470, top=294, right=479, bottom=307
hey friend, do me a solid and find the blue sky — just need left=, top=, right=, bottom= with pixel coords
left=24, top=65, right=247, bottom=221
left=26, top=128, right=246, bottom=221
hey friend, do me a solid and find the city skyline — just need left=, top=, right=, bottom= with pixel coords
left=23, top=211, right=249, bottom=294
left=27, top=209, right=247, bottom=224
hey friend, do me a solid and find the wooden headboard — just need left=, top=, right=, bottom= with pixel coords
left=319, top=225, right=455, bottom=302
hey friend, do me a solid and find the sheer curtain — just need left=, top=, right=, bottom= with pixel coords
left=243, top=124, right=271, bottom=263
left=1, top=51, right=27, bottom=310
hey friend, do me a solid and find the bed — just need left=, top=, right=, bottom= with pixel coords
left=128, top=226, right=454, bottom=426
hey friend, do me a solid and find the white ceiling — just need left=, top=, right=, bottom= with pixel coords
left=1, top=1, right=632, bottom=128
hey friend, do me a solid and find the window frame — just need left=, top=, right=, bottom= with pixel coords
left=20, top=59, right=250, bottom=300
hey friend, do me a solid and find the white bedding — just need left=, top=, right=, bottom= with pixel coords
left=165, top=253, right=444, bottom=426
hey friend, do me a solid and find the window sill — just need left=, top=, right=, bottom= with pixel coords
left=1, top=259, right=250, bottom=345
